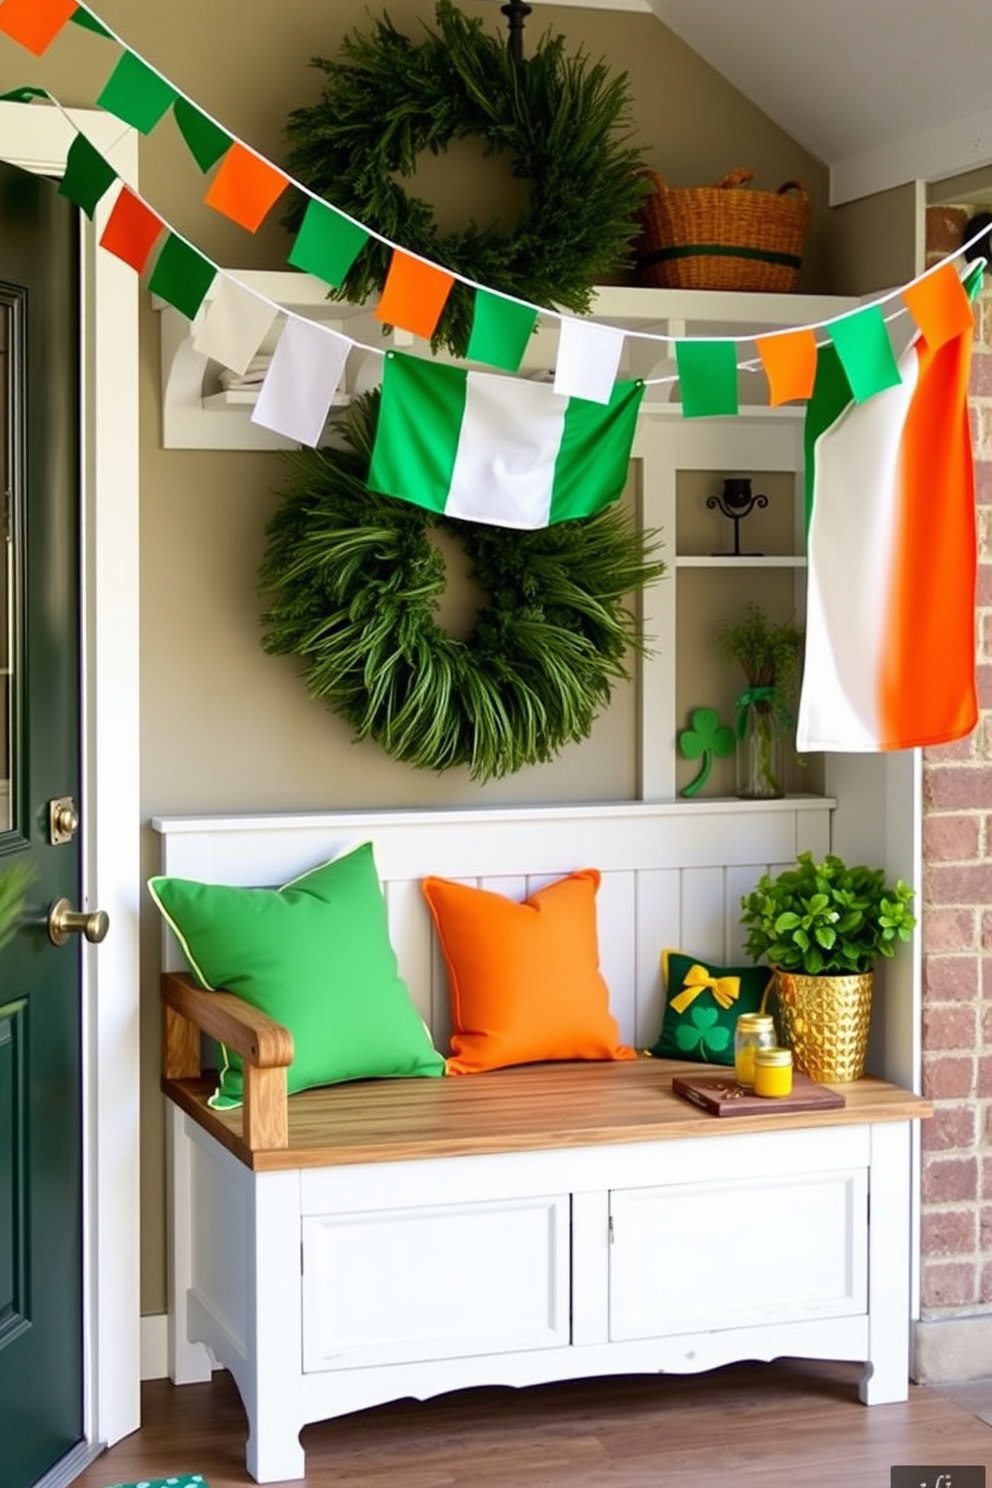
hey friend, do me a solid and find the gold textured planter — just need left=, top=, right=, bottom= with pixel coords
left=773, top=969, right=874, bottom=1083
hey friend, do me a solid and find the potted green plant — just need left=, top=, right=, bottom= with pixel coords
left=715, top=601, right=804, bottom=799
left=740, top=851, right=916, bottom=1081
left=0, top=862, right=34, bottom=952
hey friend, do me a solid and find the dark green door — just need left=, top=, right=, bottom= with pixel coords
left=0, top=159, right=84, bottom=1488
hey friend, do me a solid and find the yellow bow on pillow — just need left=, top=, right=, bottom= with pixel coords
left=670, top=963, right=741, bottom=1014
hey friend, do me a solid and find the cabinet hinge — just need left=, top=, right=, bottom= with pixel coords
left=608, top=1214, right=615, bottom=1244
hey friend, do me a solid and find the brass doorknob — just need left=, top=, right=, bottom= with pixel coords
left=47, top=898, right=110, bottom=947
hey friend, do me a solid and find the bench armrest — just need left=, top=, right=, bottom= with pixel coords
left=162, top=971, right=293, bottom=1150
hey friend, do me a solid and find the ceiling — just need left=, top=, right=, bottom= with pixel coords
left=539, top=0, right=992, bottom=205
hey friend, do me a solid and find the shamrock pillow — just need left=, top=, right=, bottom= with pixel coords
left=149, top=841, right=445, bottom=1108
left=421, top=869, right=637, bottom=1075
left=648, top=950, right=773, bottom=1065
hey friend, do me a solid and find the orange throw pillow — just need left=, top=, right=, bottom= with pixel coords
left=421, top=869, right=637, bottom=1075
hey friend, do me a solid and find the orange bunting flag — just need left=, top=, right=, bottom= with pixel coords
left=902, top=261, right=976, bottom=354
left=755, top=327, right=818, bottom=406
left=375, top=250, right=455, bottom=341
left=98, top=187, right=164, bottom=273
left=203, top=142, right=289, bottom=233
left=0, top=0, right=78, bottom=55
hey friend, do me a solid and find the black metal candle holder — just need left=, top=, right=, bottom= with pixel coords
left=500, top=0, right=532, bottom=62
left=708, top=477, right=767, bottom=557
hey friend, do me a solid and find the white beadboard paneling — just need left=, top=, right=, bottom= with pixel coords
left=153, top=803, right=835, bottom=1045
left=725, top=863, right=763, bottom=962
left=679, top=865, right=726, bottom=957
left=596, top=870, right=637, bottom=1045
left=153, top=801, right=834, bottom=878
left=635, top=868, right=680, bottom=1047
left=384, top=878, right=434, bottom=1030
left=482, top=875, right=528, bottom=900
left=796, top=809, right=833, bottom=858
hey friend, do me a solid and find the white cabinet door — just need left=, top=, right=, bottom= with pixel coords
left=302, top=1194, right=570, bottom=1371
left=609, top=1170, right=868, bottom=1342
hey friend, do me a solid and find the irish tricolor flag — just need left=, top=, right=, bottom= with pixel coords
left=367, top=351, right=644, bottom=529
left=796, top=305, right=978, bottom=753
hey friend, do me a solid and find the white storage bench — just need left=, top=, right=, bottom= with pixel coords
left=155, top=803, right=931, bottom=1484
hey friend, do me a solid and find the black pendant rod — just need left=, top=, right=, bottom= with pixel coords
left=501, top=0, right=532, bottom=63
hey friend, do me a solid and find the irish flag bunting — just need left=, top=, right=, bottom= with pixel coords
left=796, top=270, right=980, bottom=754
left=368, top=351, right=644, bottom=529
left=203, top=141, right=289, bottom=232
left=0, top=0, right=77, bottom=55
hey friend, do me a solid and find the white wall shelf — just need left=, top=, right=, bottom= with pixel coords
left=675, top=556, right=807, bottom=569
left=153, top=275, right=860, bottom=451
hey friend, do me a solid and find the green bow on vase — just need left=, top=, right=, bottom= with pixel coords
left=717, top=604, right=805, bottom=801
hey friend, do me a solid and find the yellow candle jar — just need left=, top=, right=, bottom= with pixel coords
left=753, top=1046, right=793, bottom=1098
left=734, top=1012, right=776, bottom=1089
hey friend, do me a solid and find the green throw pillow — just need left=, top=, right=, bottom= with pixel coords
left=648, top=949, right=774, bottom=1065
left=149, top=841, right=445, bottom=1108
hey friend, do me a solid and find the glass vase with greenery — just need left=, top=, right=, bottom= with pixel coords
left=716, top=602, right=804, bottom=799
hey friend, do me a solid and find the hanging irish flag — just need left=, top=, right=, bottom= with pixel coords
left=796, top=281, right=979, bottom=753
left=367, top=351, right=644, bottom=529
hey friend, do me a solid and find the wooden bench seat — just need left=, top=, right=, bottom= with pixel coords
left=163, top=971, right=929, bottom=1172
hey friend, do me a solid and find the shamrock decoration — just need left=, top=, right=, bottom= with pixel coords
left=675, top=1005, right=732, bottom=1059
left=678, top=707, right=734, bottom=797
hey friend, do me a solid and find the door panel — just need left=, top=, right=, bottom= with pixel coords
left=0, top=159, right=83, bottom=1488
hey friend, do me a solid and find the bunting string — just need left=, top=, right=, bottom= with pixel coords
left=0, top=0, right=987, bottom=436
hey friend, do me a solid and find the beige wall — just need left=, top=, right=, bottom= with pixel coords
left=826, top=181, right=922, bottom=295
left=0, top=0, right=830, bottom=1314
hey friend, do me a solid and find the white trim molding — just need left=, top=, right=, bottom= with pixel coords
left=830, top=105, right=992, bottom=207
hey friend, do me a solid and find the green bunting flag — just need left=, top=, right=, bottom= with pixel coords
left=70, top=6, right=114, bottom=38
left=466, top=289, right=538, bottom=372
left=827, top=304, right=902, bottom=403
left=57, top=130, right=116, bottom=218
left=368, top=351, right=644, bottom=529
left=802, top=342, right=853, bottom=533
left=675, top=339, right=739, bottom=418
left=0, top=86, right=51, bottom=103
left=287, top=198, right=368, bottom=287
left=97, top=50, right=177, bottom=134
left=148, top=234, right=217, bottom=320
left=172, top=95, right=231, bottom=173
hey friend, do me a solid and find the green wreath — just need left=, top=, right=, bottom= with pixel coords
left=283, top=1, right=648, bottom=356
left=258, top=394, right=666, bottom=781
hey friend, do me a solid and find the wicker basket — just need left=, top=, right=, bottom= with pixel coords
left=635, top=168, right=811, bottom=293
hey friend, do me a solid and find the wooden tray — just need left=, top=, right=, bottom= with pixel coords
left=672, top=1070, right=846, bottom=1117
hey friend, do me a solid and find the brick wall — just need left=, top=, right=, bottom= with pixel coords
left=920, top=204, right=992, bottom=1318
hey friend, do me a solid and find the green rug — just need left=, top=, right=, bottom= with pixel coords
left=106, top=1478, right=206, bottom=1488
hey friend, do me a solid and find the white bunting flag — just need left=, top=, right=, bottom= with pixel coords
left=251, top=317, right=351, bottom=447
left=553, top=318, right=625, bottom=404
left=192, top=274, right=279, bottom=378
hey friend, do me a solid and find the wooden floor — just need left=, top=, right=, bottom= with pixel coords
left=74, top=1360, right=992, bottom=1488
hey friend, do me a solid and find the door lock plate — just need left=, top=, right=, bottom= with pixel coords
left=48, top=796, right=79, bottom=845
